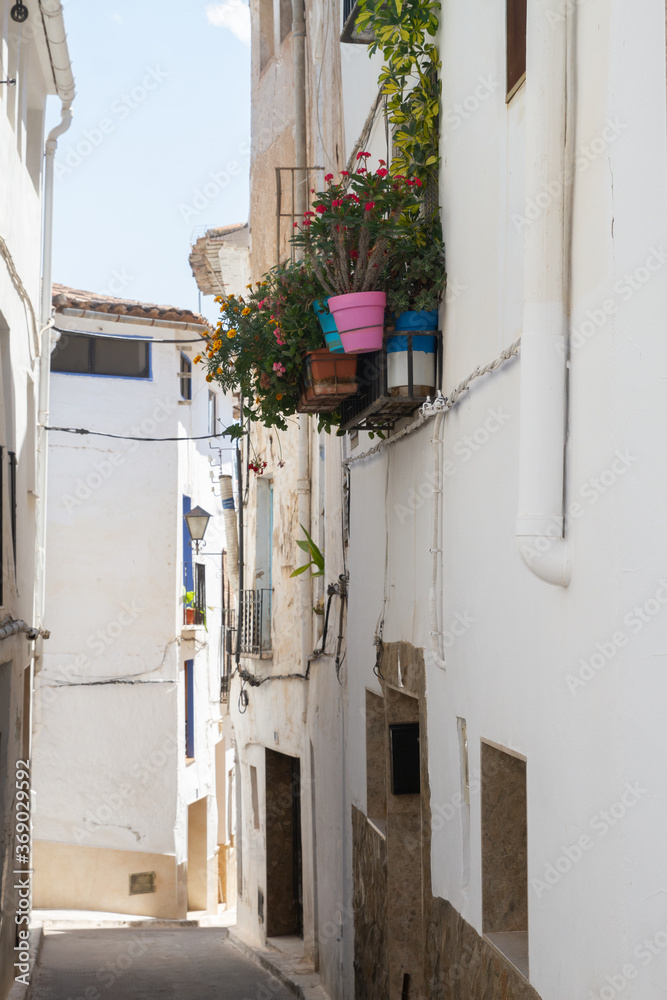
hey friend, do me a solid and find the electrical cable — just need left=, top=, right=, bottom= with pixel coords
left=52, top=326, right=212, bottom=344
left=44, top=425, right=238, bottom=443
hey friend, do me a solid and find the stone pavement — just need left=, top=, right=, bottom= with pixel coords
left=29, top=926, right=296, bottom=1000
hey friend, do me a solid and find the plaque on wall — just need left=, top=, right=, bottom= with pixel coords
left=129, top=871, right=157, bottom=895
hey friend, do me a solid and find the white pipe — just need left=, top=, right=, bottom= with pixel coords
left=219, top=475, right=240, bottom=604
left=515, top=0, right=575, bottom=588
left=429, top=411, right=446, bottom=670
left=33, top=1, right=75, bottom=658
left=293, top=0, right=312, bottom=673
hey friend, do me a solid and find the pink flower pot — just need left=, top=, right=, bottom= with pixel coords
left=327, top=291, right=386, bottom=353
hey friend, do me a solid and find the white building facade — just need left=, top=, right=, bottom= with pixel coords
left=31, top=285, right=235, bottom=920
left=211, top=1, right=667, bottom=999
left=0, top=1, right=73, bottom=995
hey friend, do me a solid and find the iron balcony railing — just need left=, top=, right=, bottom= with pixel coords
left=221, top=607, right=236, bottom=701
left=239, top=589, right=272, bottom=656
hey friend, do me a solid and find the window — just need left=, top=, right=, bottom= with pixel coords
left=506, top=0, right=527, bottom=101
left=208, top=390, right=217, bottom=436
left=51, top=333, right=150, bottom=378
left=185, top=659, right=195, bottom=760
left=259, top=0, right=274, bottom=71
left=481, top=741, right=528, bottom=978
left=194, top=563, right=206, bottom=626
left=279, top=0, right=292, bottom=42
left=179, top=353, right=192, bottom=400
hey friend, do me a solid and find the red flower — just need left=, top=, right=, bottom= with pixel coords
left=324, top=173, right=334, bottom=182
left=364, top=201, right=376, bottom=211
left=293, top=222, right=298, bottom=228
left=340, top=170, right=350, bottom=176
left=332, top=199, right=344, bottom=207
left=350, top=250, right=359, bottom=259
left=356, top=151, right=371, bottom=159
left=376, top=167, right=388, bottom=178
left=303, top=219, right=312, bottom=226
left=304, top=210, right=315, bottom=217
left=405, top=179, right=415, bottom=186
left=415, top=178, right=423, bottom=187
left=310, top=188, right=315, bottom=193
left=315, top=204, right=326, bottom=213
left=379, top=159, right=386, bottom=165
left=357, top=167, right=367, bottom=174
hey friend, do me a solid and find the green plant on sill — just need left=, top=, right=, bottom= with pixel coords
left=384, top=219, right=446, bottom=316
left=290, top=524, right=324, bottom=579
left=355, top=0, right=441, bottom=189
left=183, top=590, right=208, bottom=630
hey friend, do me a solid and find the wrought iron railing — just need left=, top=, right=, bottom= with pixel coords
left=239, top=589, right=272, bottom=655
left=343, top=0, right=355, bottom=22
left=221, top=607, right=236, bottom=701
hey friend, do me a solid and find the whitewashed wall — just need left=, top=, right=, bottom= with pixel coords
left=32, top=308, right=233, bottom=916
left=342, top=1, right=667, bottom=998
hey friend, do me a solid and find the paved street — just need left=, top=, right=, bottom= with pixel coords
left=30, top=927, right=294, bottom=1000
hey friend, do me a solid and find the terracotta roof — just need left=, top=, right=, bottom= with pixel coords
left=52, top=283, right=211, bottom=329
left=189, top=223, right=249, bottom=296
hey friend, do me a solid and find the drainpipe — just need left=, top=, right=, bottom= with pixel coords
left=293, top=0, right=312, bottom=671
left=515, top=0, right=575, bottom=588
left=34, top=0, right=75, bottom=669
left=219, top=474, right=240, bottom=603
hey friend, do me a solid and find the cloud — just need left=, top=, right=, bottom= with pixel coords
left=206, top=1, right=251, bottom=45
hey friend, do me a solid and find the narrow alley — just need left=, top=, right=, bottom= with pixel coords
left=30, top=926, right=293, bottom=1000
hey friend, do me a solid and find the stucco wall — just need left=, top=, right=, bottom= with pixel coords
left=341, top=1, right=667, bottom=998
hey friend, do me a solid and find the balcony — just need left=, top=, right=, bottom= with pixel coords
left=239, top=589, right=272, bottom=657
left=340, top=331, right=442, bottom=433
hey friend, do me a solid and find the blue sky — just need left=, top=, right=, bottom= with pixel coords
left=48, top=0, right=251, bottom=323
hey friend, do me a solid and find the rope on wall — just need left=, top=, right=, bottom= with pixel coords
left=343, top=337, right=522, bottom=468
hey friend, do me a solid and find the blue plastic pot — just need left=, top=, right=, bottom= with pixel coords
left=313, top=299, right=344, bottom=353
left=394, top=309, right=439, bottom=332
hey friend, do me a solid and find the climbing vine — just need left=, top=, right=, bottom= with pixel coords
left=355, top=0, right=441, bottom=187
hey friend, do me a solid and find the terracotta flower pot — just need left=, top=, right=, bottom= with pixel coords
left=306, top=348, right=358, bottom=382
left=186, top=607, right=195, bottom=625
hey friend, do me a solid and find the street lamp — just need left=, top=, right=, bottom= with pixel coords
left=183, top=505, right=212, bottom=554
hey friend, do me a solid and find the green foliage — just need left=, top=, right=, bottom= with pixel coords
left=384, top=219, right=446, bottom=315
left=196, top=261, right=341, bottom=432
left=290, top=524, right=325, bottom=578
left=291, top=159, right=423, bottom=295
left=355, top=0, right=441, bottom=189
left=183, top=590, right=195, bottom=606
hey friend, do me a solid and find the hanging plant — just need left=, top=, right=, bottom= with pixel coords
left=355, top=0, right=441, bottom=189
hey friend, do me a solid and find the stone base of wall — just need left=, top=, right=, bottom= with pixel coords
left=352, top=806, right=388, bottom=1000
left=426, top=897, right=542, bottom=1000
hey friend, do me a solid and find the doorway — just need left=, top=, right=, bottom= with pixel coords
left=265, top=749, right=302, bottom=937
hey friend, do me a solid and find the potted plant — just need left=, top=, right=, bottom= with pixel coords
left=183, top=590, right=196, bottom=625
left=197, top=260, right=354, bottom=430
left=292, top=155, right=423, bottom=353
left=383, top=220, right=446, bottom=396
